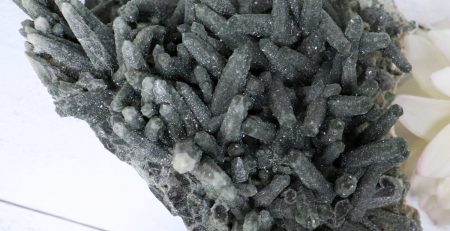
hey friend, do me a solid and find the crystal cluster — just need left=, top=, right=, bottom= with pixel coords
left=15, top=0, right=421, bottom=230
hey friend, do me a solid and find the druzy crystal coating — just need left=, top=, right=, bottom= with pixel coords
left=15, top=0, right=421, bottom=230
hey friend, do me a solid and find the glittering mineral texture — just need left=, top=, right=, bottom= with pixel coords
left=15, top=0, right=421, bottom=230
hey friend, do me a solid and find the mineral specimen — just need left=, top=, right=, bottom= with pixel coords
left=15, top=0, right=421, bottom=230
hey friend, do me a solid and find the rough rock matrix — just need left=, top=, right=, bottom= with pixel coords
left=15, top=0, right=421, bottom=230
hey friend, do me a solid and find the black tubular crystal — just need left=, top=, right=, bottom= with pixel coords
left=15, top=0, right=421, bottom=230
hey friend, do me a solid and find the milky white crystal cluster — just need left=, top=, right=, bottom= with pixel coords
left=393, top=0, right=450, bottom=225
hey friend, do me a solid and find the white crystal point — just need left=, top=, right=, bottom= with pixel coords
left=431, top=67, right=450, bottom=97
left=404, top=33, right=449, bottom=98
left=393, top=95, right=450, bottom=140
left=417, top=124, right=450, bottom=178
left=428, top=29, right=450, bottom=62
